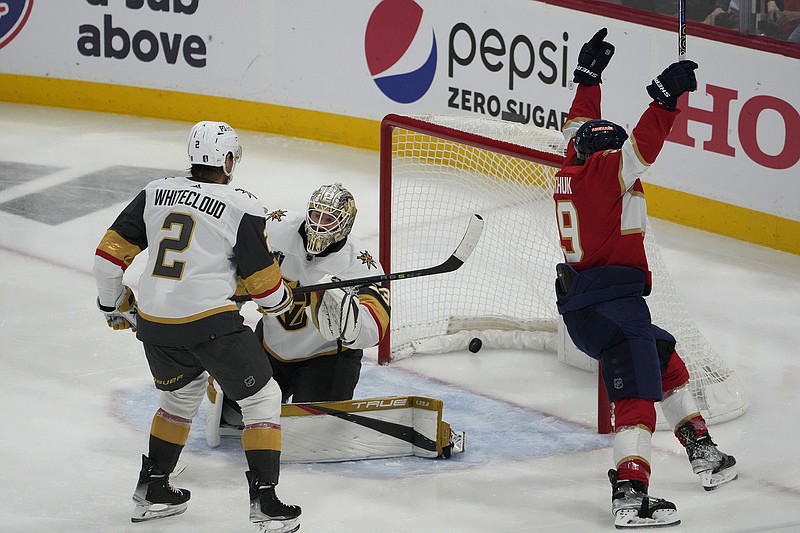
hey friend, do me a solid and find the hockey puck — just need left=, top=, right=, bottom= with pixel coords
left=468, top=338, right=482, bottom=353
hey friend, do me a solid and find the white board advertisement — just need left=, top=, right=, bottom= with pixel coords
left=0, top=0, right=797, bottom=222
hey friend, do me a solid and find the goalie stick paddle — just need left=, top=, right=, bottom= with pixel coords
left=292, top=214, right=485, bottom=295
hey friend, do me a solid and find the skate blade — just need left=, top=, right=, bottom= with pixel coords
left=614, top=509, right=680, bottom=529
left=131, top=501, right=188, bottom=523
left=701, top=468, right=738, bottom=491
left=253, top=516, right=300, bottom=533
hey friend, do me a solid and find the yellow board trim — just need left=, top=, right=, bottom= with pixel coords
left=1, top=74, right=797, bottom=255
left=645, top=183, right=799, bottom=254
left=0, top=73, right=378, bottom=151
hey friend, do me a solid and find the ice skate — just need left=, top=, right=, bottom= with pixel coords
left=677, top=423, right=738, bottom=491
left=246, top=471, right=301, bottom=533
left=131, top=455, right=190, bottom=523
left=608, top=470, right=680, bottom=529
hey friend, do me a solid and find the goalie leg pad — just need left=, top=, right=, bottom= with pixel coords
left=205, top=377, right=224, bottom=448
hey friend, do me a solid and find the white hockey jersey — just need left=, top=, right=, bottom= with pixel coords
left=94, top=176, right=291, bottom=346
left=257, top=209, right=390, bottom=362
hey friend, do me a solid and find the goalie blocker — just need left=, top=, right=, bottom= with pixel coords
left=206, top=378, right=465, bottom=462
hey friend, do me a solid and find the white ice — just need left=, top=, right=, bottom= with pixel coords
left=1, top=103, right=799, bottom=532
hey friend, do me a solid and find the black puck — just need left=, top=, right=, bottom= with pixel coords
left=468, top=338, right=482, bottom=353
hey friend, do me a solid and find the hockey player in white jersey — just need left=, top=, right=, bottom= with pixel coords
left=252, top=183, right=389, bottom=403
left=94, top=121, right=301, bottom=533
left=209, top=183, right=390, bottom=437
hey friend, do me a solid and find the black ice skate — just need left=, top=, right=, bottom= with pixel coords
left=246, top=471, right=301, bottom=533
left=608, top=470, right=680, bottom=529
left=677, top=423, right=738, bottom=491
left=131, top=455, right=190, bottom=523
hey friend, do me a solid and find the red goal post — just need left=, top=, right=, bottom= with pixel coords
left=378, top=113, right=747, bottom=434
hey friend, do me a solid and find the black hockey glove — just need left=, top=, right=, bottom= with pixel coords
left=646, top=60, right=699, bottom=110
left=573, top=28, right=615, bottom=86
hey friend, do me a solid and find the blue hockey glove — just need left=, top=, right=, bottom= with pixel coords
left=646, top=60, right=699, bottom=110
left=573, top=28, right=615, bottom=86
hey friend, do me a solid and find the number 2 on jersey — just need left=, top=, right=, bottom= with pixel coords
left=556, top=200, right=583, bottom=262
left=153, top=212, right=195, bottom=279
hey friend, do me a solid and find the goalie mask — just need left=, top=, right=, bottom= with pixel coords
left=188, top=121, right=242, bottom=179
left=573, top=119, right=628, bottom=162
left=305, top=183, right=357, bottom=255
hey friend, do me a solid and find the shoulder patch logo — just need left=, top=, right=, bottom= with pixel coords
left=358, top=250, right=377, bottom=269
left=266, top=209, right=287, bottom=221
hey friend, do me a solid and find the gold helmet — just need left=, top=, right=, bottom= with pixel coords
left=305, top=183, right=357, bottom=255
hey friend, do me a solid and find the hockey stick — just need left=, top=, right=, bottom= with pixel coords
left=678, top=0, right=687, bottom=59
left=292, top=214, right=484, bottom=295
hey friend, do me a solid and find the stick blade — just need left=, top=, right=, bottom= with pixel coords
left=452, top=214, right=484, bottom=263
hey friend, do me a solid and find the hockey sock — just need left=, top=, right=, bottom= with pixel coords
left=674, top=415, right=709, bottom=446
left=148, top=408, right=191, bottom=473
left=661, top=351, right=690, bottom=393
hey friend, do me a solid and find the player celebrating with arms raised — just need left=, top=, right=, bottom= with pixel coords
left=552, top=29, right=737, bottom=529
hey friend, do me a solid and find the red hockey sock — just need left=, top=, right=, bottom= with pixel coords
left=617, top=458, right=651, bottom=486
left=675, top=415, right=709, bottom=445
left=614, top=398, right=656, bottom=433
left=661, top=351, right=691, bottom=393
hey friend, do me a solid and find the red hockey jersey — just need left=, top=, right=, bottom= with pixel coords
left=553, top=84, right=679, bottom=288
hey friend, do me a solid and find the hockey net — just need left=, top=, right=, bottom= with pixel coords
left=378, top=113, right=748, bottom=433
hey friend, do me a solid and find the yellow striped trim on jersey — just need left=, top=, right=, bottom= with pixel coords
left=262, top=338, right=339, bottom=362
left=95, top=229, right=142, bottom=270
left=242, top=422, right=281, bottom=452
left=243, top=262, right=284, bottom=297
left=359, top=292, right=390, bottom=340
left=137, top=304, right=239, bottom=324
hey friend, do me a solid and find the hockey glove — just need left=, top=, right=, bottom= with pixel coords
left=97, top=285, right=138, bottom=331
left=310, top=286, right=362, bottom=345
left=646, top=60, right=699, bottom=110
left=573, top=28, right=615, bottom=86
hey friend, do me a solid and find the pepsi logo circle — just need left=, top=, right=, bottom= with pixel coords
left=365, top=0, right=437, bottom=104
left=0, top=0, right=34, bottom=50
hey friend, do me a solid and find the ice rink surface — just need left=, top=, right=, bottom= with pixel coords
left=1, top=103, right=799, bottom=532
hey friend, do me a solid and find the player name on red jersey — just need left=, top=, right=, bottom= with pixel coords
left=554, top=175, right=573, bottom=195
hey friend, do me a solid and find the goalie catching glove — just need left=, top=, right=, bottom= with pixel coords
left=309, top=278, right=362, bottom=344
left=97, top=285, right=138, bottom=331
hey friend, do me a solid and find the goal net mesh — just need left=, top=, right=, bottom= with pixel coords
left=379, top=114, right=747, bottom=429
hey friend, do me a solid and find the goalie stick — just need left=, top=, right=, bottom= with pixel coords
left=292, top=214, right=484, bottom=295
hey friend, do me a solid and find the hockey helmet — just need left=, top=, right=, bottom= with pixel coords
left=305, top=183, right=357, bottom=255
left=573, top=119, right=628, bottom=162
left=188, top=121, right=242, bottom=178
